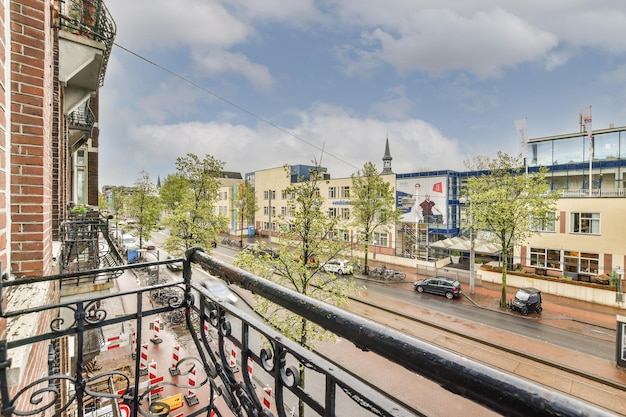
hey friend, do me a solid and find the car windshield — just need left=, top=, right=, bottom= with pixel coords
left=515, top=289, right=531, bottom=301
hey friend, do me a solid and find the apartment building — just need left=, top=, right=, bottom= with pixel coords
left=0, top=1, right=116, bottom=413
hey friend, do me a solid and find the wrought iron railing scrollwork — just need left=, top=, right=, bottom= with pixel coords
left=0, top=249, right=616, bottom=417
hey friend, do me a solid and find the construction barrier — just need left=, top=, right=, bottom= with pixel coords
left=100, top=333, right=130, bottom=352
left=263, top=387, right=272, bottom=410
left=183, top=368, right=198, bottom=406
left=169, top=345, right=180, bottom=376
left=150, top=318, right=163, bottom=344
left=139, top=343, right=149, bottom=376
left=148, top=361, right=163, bottom=400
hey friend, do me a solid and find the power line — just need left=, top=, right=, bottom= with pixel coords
left=113, top=42, right=361, bottom=173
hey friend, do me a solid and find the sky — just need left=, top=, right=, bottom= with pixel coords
left=99, top=0, right=626, bottom=187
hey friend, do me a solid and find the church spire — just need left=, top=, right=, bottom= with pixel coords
left=381, top=136, right=393, bottom=174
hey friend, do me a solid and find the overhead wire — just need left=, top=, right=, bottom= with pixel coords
left=113, top=42, right=361, bottom=173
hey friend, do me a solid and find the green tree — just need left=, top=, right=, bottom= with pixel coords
left=350, top=162, right=401, bottom=274
left=161, top=154, right=228, bottom=255
left=234, top=180, right=258, bottom=247
left=467, top=152, right=560, bottom=307
left=234, top=163, right=359, bottom=417
left=158, top=173, right=188, bottom=213
left=126, top=171, right=163, bottom=248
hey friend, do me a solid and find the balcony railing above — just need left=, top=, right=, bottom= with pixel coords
left=0, top=248, right=615, bottom=417
left=58, top=0, right=116, bottom=88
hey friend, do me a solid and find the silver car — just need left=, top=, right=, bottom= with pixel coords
left=202, top=279, right=238, bottom=304
left=321, top=259, right=354, bottom=275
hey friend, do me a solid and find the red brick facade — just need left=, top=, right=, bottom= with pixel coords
left=10, top=0, right=54, bottom=277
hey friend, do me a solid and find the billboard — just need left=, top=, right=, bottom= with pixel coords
left=396, top=177, right=448, bottom=224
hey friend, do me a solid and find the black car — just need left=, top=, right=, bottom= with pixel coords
left=413, top=277, right=462, bottom=299
left=510, top=288, right=542, bottom=315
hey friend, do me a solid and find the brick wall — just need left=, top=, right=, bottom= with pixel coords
left=0, top=0, right=8, bottom=280
left=10, top=0, right=54, bottom=277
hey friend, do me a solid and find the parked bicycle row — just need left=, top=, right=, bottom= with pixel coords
left=369, top=265, right=406, bottom=280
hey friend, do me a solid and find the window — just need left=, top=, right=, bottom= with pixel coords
left=570, top=212, right=600, bottom=234
left=263, top=206, right=268, bottom=215
left=264, top=190, right=276, bottom=200
left=531, top=212, right=557, bottom=232
left=328, top=187, right=337, bottom=199
left=281, top=206, right=287, bottom=216
left=281, top=190, right=287, bottom=199
left=219, top=206, right=228, bottom=215
left=530, top=248, right=561, bottom=269
left=373, top=232, right=388, bottom=247
left=564, top=251, right=599, bottom=282
left=340, top=186, right=350, bottom=198
left=315, top=188, right=321, bottom=199
left=271, top=207, right=276, bottom=216
left=328, top=207, right=337, bottom=218
left=341, top=208, right=350, bottom=220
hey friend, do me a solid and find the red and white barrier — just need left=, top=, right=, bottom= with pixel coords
left=262, top=387, right=272, bottom=410
left=148, top=360, right=164, bottom=401
left=169, top=344, right=181, bottom=376
left=183, top=368, right=199, bottom=406
left=150, top=319, right=163, bottom=344
left=139, top=343, right=149, bottom=376
left=247, top=357, right=253, bottom=375
left=100, top=333, right=130, bottom=352
left=229, top=345, right=238, bottom=368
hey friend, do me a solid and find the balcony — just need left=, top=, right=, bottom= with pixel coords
left=0, top=245, right=613, bottom=416
left=57, top=0, right=116, bottom=115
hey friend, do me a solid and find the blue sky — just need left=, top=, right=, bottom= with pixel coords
left=100, top=0, right=626, bottom=186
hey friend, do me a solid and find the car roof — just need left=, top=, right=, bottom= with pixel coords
left=518, top=287, right=541, bottom=294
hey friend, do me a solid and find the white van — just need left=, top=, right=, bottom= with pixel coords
left=122, top=234, right=138, bottom=252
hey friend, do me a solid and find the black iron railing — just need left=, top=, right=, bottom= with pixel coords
left=58, top=0, right=116, bottom=87
left=0, top=249, right=616, bottom=417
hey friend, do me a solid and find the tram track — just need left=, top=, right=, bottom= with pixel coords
left=342, top=292, right=626, bottom=415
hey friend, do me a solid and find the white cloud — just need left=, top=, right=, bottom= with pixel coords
left=191, top=49, right=275, bottom=91
left=349, top=8, right=558, bottom=78
left=106, top=104, right=464, bottom=185
left=104, top=0, right=251, bottom=50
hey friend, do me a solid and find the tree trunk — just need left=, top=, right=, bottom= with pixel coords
left=500, top=245, right=508, bottom=308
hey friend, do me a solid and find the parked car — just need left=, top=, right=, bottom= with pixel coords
left=141, top=240, right=156, bottom=250
left=321, top=259, right=354, bottom=275
left=202, top=279, right=238, bottom=304
left=510, top=288, right=542, bottom=315
left=413, top=277, right=462, bottom=299
left=165, top=256, right=183, bottom=272
left=242, top=243, right=279, bottom=259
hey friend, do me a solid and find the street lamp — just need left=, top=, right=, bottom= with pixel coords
left=616, top=267, right=624, bottom=303
left=236, top=199, right=244, bottom=248
left=459, top=196, right=475, bottom=295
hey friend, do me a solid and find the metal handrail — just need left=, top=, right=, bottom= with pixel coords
left=0, top=250, right=616, bottom=417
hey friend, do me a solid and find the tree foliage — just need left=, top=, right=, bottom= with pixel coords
left=126, top=171, right=163, bottom=248
left=161, top=154, right=228, bottom=255
left=467, top=152, right=560, bottom=306
left=234, top=180, right=258, bottom=246
left=235, top=164, right=359, bottom=344
left=350, top=162, right=401, bottom=274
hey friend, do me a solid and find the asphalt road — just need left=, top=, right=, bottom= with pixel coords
left=150, top=232, right=614, bottom=361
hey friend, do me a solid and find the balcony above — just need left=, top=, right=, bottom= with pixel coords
left=57, top=0, right=116, bottom=115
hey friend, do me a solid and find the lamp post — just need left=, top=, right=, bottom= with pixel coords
left=237, top=199, right=244, bottom=248
left=616, top=267, right=624, bottom=303
left=459, top=196, right=475, bottom=295
left=414, top=183, right=420, bottom=260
